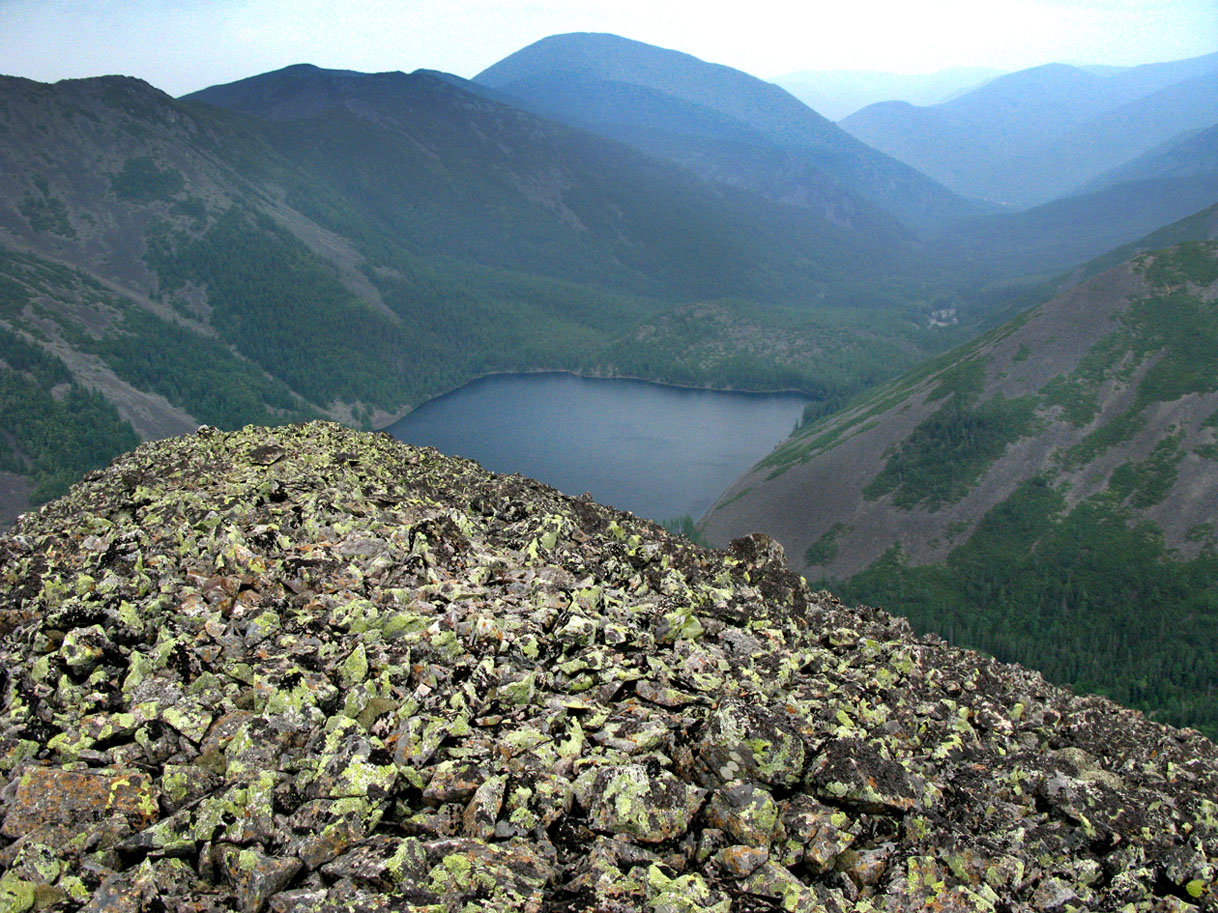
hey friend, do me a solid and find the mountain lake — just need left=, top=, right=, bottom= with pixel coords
left=387, top=372, right=808, bottom=523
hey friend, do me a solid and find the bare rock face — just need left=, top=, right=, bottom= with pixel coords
left=0, top=421, right=1216, bottom=911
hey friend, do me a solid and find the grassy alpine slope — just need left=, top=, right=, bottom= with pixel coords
left=704, top=240, right=1218, bottom=736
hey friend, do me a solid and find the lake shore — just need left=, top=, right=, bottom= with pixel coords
left=375, top=367, right=815, bottom=429
left=385, top=372, right=808, bottom=522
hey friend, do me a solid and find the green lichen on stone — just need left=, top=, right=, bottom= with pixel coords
left=339, top=642, right=369, bottom=686
left=0, top=422, right=1215, bottom=912
left=586, top=763, right=703, bottom=843
left=0, top=876, right=36, bottom=913
left=645, top=865, right=731, bottom=913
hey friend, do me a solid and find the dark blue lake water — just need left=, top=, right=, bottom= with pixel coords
left=386, top=373, right=807, bottom=522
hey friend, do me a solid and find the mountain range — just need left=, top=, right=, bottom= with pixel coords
left=0, top=57, right=990, bottom=522
left=1, top=34, right=1215, bottom=518
left=842, top=51, right=1218, bottom=207
left=472, top=34, right=1218, bottom=283
left=473, top=32, right=981, bottom=232
left=3, top=35, right=1218, bottom=719
left=4, top=26, right=1218, bottom=852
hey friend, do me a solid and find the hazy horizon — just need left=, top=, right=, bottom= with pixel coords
left=1, top=0, right=1215, bottom=98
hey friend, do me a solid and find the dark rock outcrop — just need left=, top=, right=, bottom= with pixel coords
left=0, top=421, right=1215, bottom=911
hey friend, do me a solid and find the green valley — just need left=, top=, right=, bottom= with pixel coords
left=0, top=64, right=992, bottom=521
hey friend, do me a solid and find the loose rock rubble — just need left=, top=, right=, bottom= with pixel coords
left=0, top=421, right=1215, bottom=912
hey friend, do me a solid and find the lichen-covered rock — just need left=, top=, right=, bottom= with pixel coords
left=1, top=767, right=157, bottom=848
left=218, top=847, right=302, bottom=913
left=695, top=700, right=806, bottom=789
left=580, top=762, right=705, bottom=843
left=805, top=737, right=923, bottom=814
left=0, top=422, right=1215, bottom=911
left=702, top=782, right=782, bottom=848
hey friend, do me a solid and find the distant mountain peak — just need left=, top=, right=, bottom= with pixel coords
left=478, top=31, right=818, bottom=124
left=476, top=32, right=976, bottom=230
left=841, top=49, right=1218, bottom=207
left=485, top=30, right=705, bottom=64
left=182, top=64, right=436, bottom=121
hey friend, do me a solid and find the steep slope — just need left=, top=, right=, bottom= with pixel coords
left=704, top=241, right=1218, bottom=733
left=933, top=172, right=1218, bottom=276
left=0, top=74, right=333, bottom=520
left=0, top=68, right=965, bottom=520
left=1082, top=121, right=1218, bottom=192
left=474, top=32, right=978, bottom=230
left=842, top=52, right=1218, bottom=207
left=2, top=421, right=1217, bottom=911
left=771, top=67, right=1002, bottom=121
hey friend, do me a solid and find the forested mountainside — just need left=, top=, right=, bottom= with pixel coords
left=3, top=39, right=1216, bottom=539
left=2, top=421, right=1217, bottom=911
left=704, top=240, right=1218, bottom=736
left=182, top=63, right=918, bottom=301
left=0, top=67, right=976, bottom=522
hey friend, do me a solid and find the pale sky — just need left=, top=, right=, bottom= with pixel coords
left=1, top=0, right=1216, bottom=97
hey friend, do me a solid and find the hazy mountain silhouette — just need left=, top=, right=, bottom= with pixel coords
left=842, top=52, right=1218, bottom=207
left=475, top=32, right=980, bottom=231
left=771, top=67, right=1003, bottom=121
left=1083, top=122, right=1218, bottom=192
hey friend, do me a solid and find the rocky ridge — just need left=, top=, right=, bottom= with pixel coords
left=0, top=422, right=1215, bottom=912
